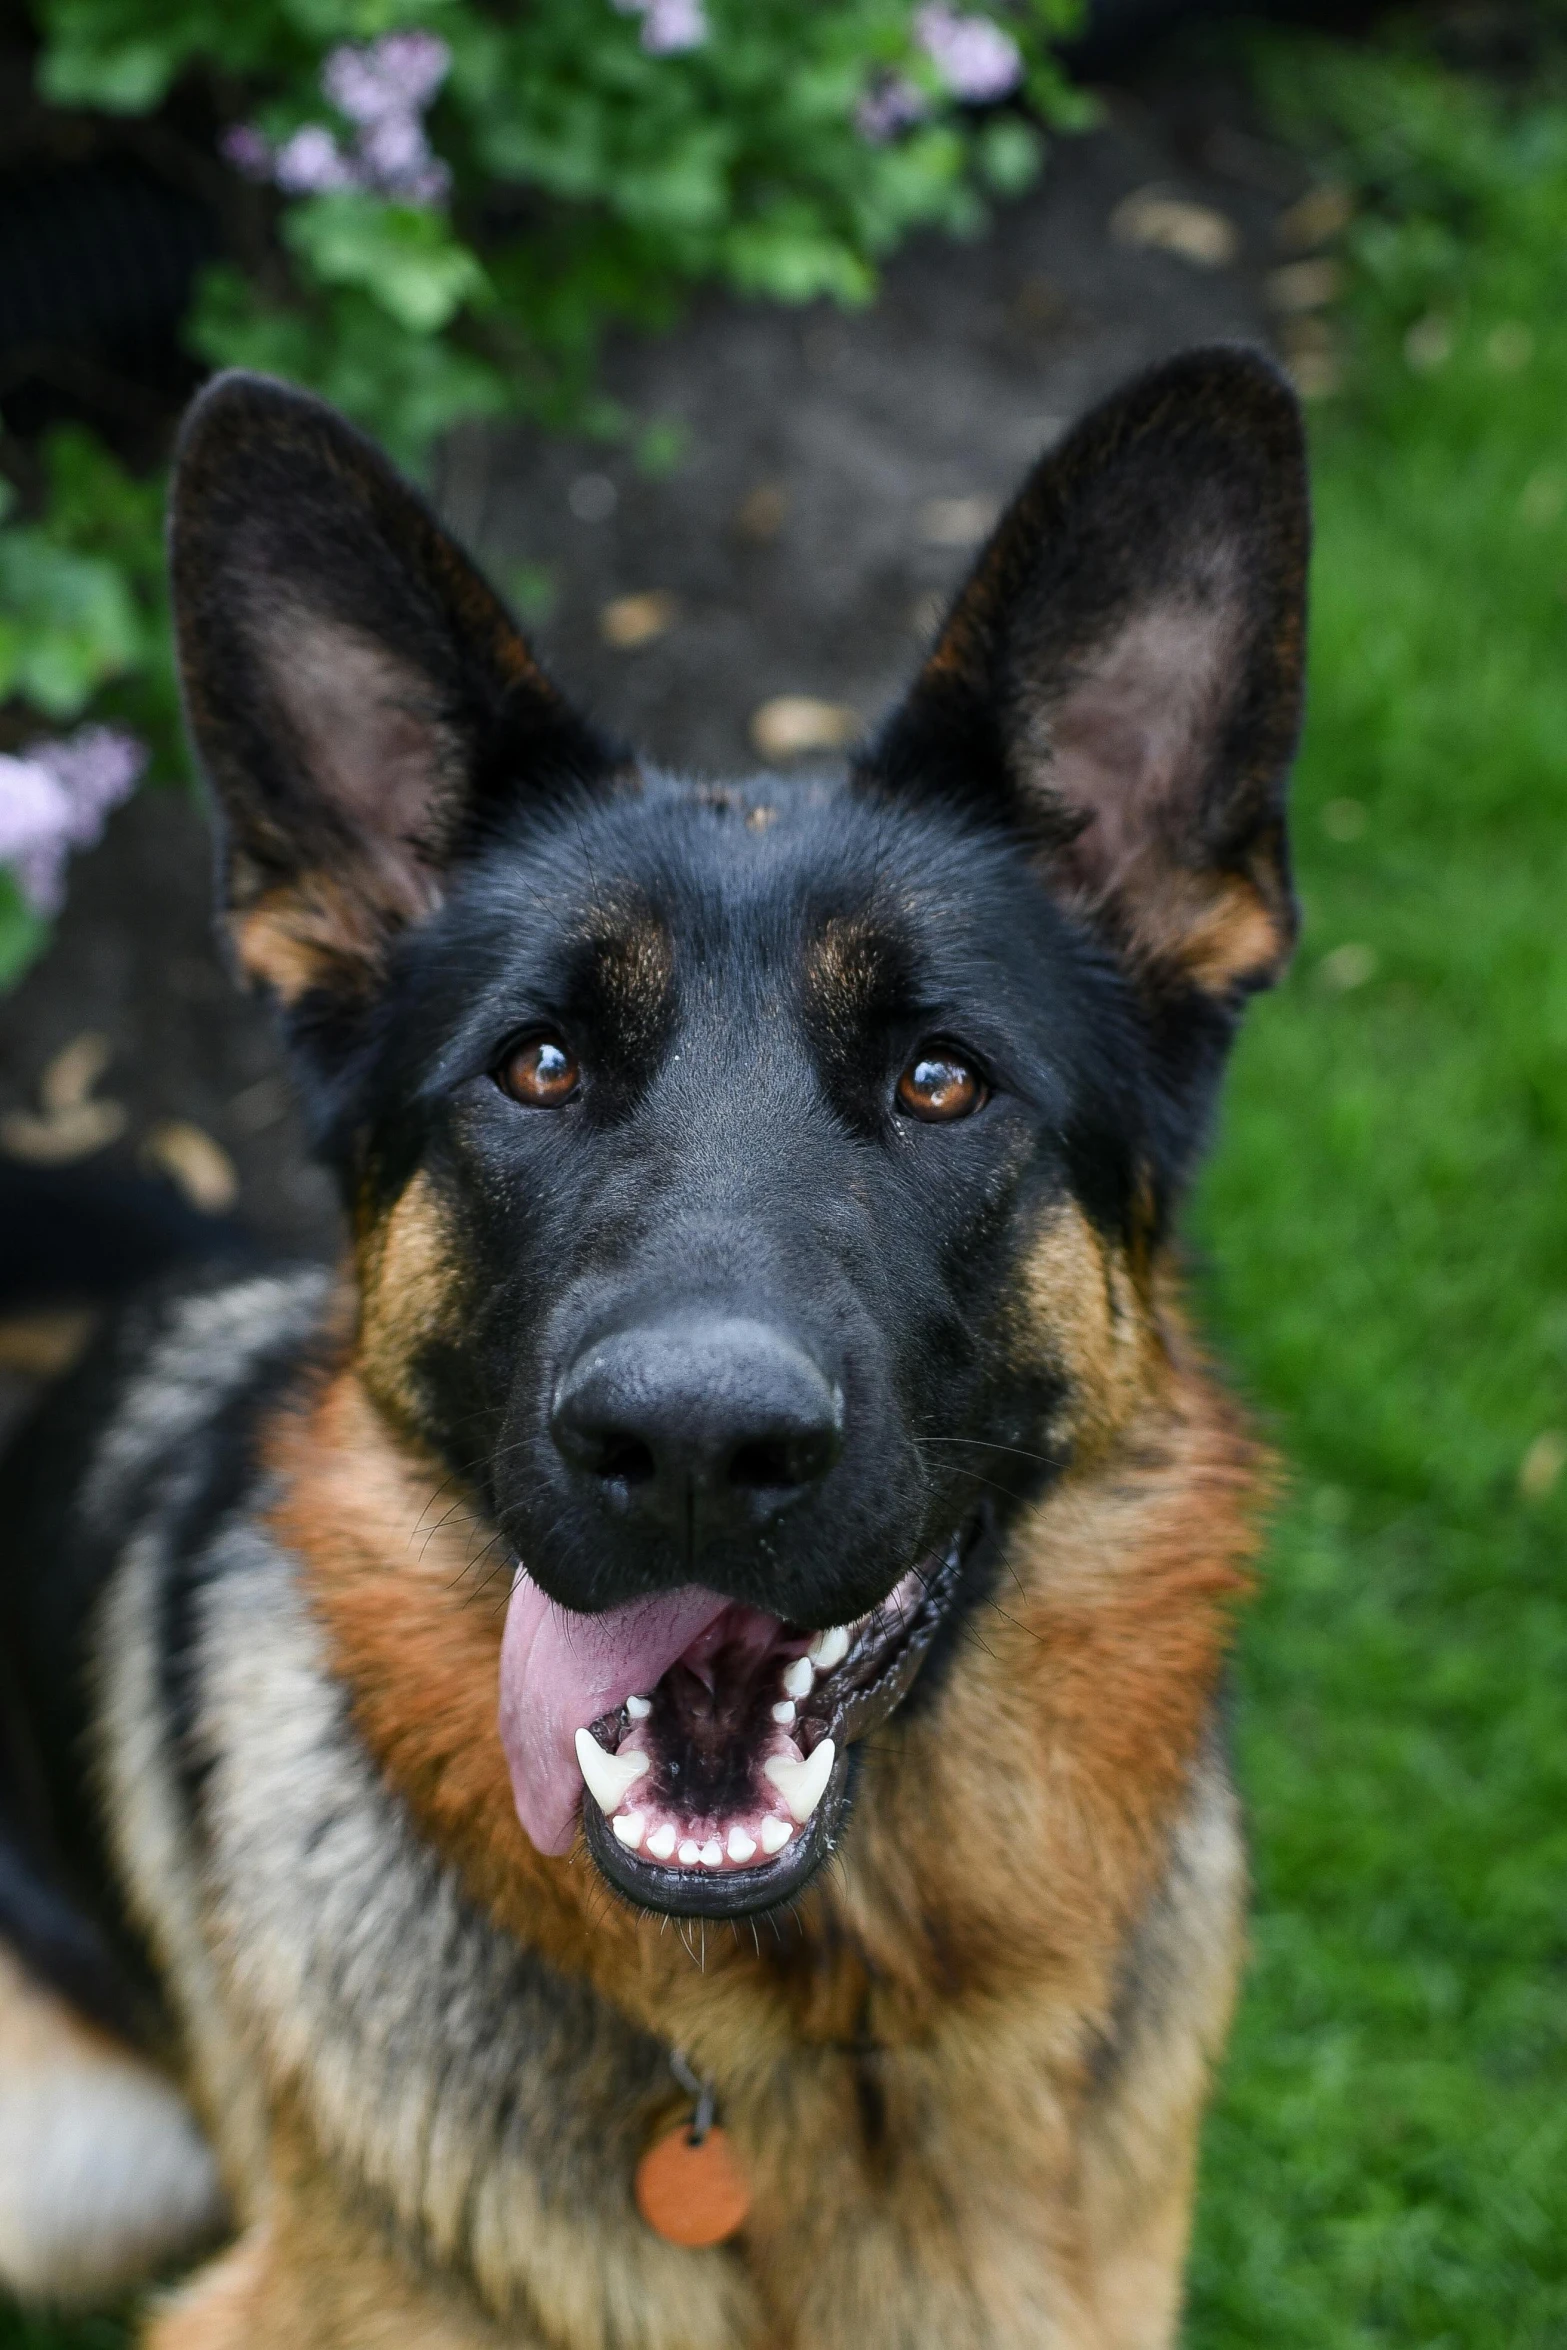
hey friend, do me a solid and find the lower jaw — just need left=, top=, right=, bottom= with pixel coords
left=582, top=1740, right=853, bottom=1918
left=580, top=1522, right=973, bottom=1920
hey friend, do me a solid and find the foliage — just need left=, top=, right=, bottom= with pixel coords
left=0, top=0, right=1087, bottom=981
left=1186, top=29, right=1567, bottom=2349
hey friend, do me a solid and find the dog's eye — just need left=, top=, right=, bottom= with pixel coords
left=497, top=1032, right=580, bottom=1109
left=895, top=1048, right=987, bottom=1123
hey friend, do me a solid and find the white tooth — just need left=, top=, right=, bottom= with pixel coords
left=646, top=1823, right=677, bottom=1860
left=700, top=1840, right=723, bottom=1868
left=574, top=1729, right=650, bottom=1817
left=760, top=1817, right=793, bottom=1855
left=771, top=1699, right=796, bottom=1725
left=678, top=1840, right=702, bottom=1867
left=727, top=1825, right=757, bottom=1862
left=613, top=1811, right=646, bottom=1850
left=808, top=1624, right=851, bottom=1671
left=763, top=1738, right=835, bottom=1823
left=782, top=1657, right=814, bottom=1700
left=625, top=1695, right=652, bottom=1720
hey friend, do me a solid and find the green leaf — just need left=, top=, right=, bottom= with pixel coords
left=976, top=116, right=1043, bottom=197
left=190, top=267, right=512, bottom=470
left=0, top=871, right=51, bottom=991
left=635, top=416, right=688, bottom=478
left=504, top=561, right=556, bottom=624
left=0, top=530, right=141, bottom=717
left=284, top=195, right=491, bottom=334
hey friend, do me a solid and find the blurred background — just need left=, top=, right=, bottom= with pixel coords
left=2, top=0, right=1566, bottom=2342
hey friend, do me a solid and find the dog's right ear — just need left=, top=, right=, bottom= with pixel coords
left=170, top=372, right=618, bottom=1014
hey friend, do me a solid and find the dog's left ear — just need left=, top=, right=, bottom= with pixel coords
left=860, top=346, right=1309, bottom=1005
left=170, top=371, right=618, bottom=1013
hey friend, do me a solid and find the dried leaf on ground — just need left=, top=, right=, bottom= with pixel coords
left=1, top=1099, right=128, bottom=1164
left=142, top=1120, right=240, bottom=1215
left=749, top=698, right=860, bottom=760
left=39, top=1031, right=113, bottom=1114
left=0, top=1308, right=97, bottom=1377
left=917, top=495, right=998, bottom=547
left=734, top=484, right=787, bottom=542
left=1276, top=181, right=1354, bottom=252
left=599, top=591, right=681, bottom=650
left=1267, top=259, right=1343, bottom=314
left=1110, top=188, right=1239, bottom=269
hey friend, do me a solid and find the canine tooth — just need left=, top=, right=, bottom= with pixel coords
left=647, top=1824, right=677, bottom=1861
left=771, top=1699, right=796, bottom=1725
left=613, top=1812, right=646, bottom=1850
left=727, top=1826, right=757, bottom=1863
left=782, top=1657, right=814, bottom=1700
left=574, top=1728, right=650, bottom=1816
left=626, top=1695, right=652, bottom=1720
left=700, top=1840, right=723, bottom=1868
left=762, top=1738, right=835, bottom=1823
left=678, top=1840, right=702, bottom=1867
left=808, top=1624, right=851, bottom=1671
left=760, top=1817, right=793, bottom=1855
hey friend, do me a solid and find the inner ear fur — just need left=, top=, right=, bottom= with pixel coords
left=170, top=371, right=618, bottom=1007
left=860, top=346, right=1310, bottom=1002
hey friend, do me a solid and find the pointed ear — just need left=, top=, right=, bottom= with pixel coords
left=859, top=347, right=1309, bottom=1003
left=170, top=372, right=620, bottom=1011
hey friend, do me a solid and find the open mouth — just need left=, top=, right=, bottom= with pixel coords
left=499, top=1530, right=970, bottom=1919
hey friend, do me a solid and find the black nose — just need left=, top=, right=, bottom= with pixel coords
left=551, top=1314, right=842, bottom=1547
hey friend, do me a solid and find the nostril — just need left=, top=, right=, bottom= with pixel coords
left=593, top=1434, right=657, bottom=1487
left=727, top=1438, right=795, bottom=1492
left=727, top=1430, right=835, bottom=1493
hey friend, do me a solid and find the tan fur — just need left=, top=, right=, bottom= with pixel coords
left=352, top=1171, right=463, bottom=1437
left=231, top=869, right=400, bottom=1005
left=588, top=911, right=676, bottom=1052
left=145, top=2123, right=525, bottom=2350
left=1119, top=864, right=1287, bottom=997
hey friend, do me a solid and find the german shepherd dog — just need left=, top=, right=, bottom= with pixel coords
left=0, top=345, right=1307, bottom=2347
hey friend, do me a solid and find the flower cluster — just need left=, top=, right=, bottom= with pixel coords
left=857, top=6, right=1022, bottom=141
left=612, top=0, right=708, bottom=55
left=0, top=726, right=146, bottom=916
left=915, top=6, right=1023, bottom=102
left=224, top=31, right=452, bottom=204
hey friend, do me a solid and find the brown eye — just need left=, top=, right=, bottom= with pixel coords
left=497, top=1033, right=580, bottom=1108
left=896, top=1048, right=986, bottom=1123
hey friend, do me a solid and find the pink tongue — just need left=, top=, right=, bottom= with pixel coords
left=498, top=1573, right=731, bottom=1855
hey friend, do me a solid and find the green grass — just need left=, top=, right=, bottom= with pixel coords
left=1187, top=40, right=1567, bottom=2347
left=9, top=31, right=1567, bottom=2350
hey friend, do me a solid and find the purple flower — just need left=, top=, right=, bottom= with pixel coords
left=322, top=31, right=451, bottom=126
left=0, top=726, right=145, bottom=917
left=220, top=123, right=275, bottom=181
left=222, top=30, right=454, bottom=208
left=856, top=72, right=930, bottom=142
left=914, top=5, right=1023, bottom=103
left=357, top=111, right=451, bottom=202
left=0, top=757, right=73, bottom=915
left=273, top=123, right=358, bottom=196
left=610, top=0, right=708, bottom=52
left=639, top=0, right=707, bottom=53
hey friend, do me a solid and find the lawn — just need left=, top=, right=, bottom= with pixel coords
left=1187, top=34, right=1567, bottom=2344
left=7, top=28, right=1567, bottom=2350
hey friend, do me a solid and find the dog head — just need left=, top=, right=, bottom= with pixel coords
left=170, top=350, right=1307, bottom=1919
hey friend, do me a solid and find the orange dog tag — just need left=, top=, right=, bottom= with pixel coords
left=634, top=2120, right=751, bottom=2247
